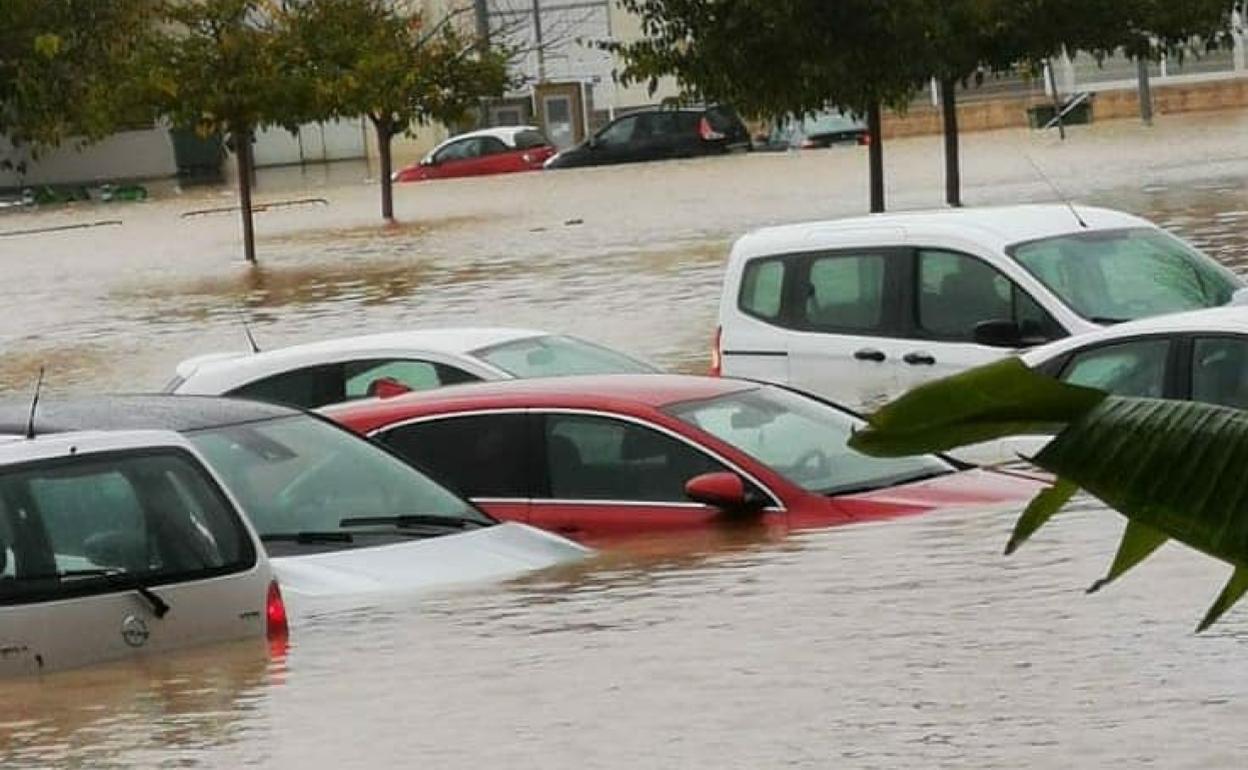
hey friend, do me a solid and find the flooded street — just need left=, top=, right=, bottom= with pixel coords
left=4, top=111, right=1248, bottom=767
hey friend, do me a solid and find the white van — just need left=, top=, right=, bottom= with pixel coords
left=0, top=431, right=282, bottom=678
left=715, top=205, right=1243, bottom=411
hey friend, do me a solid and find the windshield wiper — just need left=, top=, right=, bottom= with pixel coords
left=51, top=569, right=171, bottom=618
left=823, top=469, right=954, bottom=497
left=1089, top=316, right=1130, bottom=324
left=338, top=514, right=487, bottom=530
left=261, top=531, right=354, bottom=544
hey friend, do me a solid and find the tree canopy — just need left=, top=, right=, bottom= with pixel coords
left=285, top=0, right=508, bottom=219
left=1, top=0, right=158, bottom=154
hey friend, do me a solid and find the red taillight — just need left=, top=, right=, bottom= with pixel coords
left=710, top=325, right=723, bottom=376
left=266, top=580, right=289, bottom=640
left=699, top=117, right=726, bottom=141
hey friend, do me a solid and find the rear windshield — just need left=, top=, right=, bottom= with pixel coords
left=514, top=130, right=551, bottom=149
left=0, top=449, right=255, bottom=605
left=473, top=335, right=658, bottom=378
left=1010, top=227, right=1240, bottom=322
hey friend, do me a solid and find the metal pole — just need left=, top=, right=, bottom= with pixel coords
left=1137, top=57, right=1153, bottom=126
left=532, top=0, right=546, bottom=82
left=473, top=0, right=490, bottom=48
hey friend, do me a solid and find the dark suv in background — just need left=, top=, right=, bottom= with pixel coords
left=544, top=106, right=750, bottom=169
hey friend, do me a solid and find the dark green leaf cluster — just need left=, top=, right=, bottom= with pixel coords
left=1, top=0, right=161, bottom=152
left=850, top=356, right=1248, bottom=632
left=609, top=0, right=1236, bottom=120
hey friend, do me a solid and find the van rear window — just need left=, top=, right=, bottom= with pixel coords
left=739, top=258, right=786, bottom=320
left=0, top=449, right=255, bottom=605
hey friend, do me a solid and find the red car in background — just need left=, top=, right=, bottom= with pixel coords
left=392, top=126, right=556, bottom=183
left=324, top=375, right=1044, bottom=545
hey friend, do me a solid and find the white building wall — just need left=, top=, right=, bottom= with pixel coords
left=0, top=127, right=177, bottom=189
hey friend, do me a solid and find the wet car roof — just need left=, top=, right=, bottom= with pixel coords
left=0, top=394, right=299, bottom=435
left=323, top=374, right=760, bottom=425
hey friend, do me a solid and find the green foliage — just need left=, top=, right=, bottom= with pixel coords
left=0, top=0, right=160, bottom=152
left=148, top=0, right=302, bottom=141
left=847, top=357, right=1106, bottom=458
left=850, top=356, right=1248, bottom=631
left=284, top=0, right=508, bottom=137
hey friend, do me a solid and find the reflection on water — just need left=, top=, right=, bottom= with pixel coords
left=4, top=117, right=1248, bottom=767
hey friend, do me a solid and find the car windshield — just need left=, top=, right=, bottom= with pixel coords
left=473, top=335, right=657, bottom=378
left=187, top=415, right=489, bottom=538
left=666, top=386, right=953, bottom=495
left=1010, top=227, right=1240, bottom=322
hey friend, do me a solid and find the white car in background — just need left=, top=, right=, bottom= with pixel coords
left=715, top=204, right=1245, bottom=411
left=0, top=430, right=282, bottom=678
left=0, top=396, right=589, bottom=614
left=167, top=328, right=659, bottom=410
left=953, top=304, right=1248, bottom=465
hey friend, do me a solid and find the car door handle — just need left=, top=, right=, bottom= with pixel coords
left=853, top=348, right=887, bottom=362
left=903, top=351, right=936, bottom=366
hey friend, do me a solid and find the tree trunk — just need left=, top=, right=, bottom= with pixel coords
left=940, top=78, right=961, bottom=208
left=866, top=102, right=884, bottom=213
left=1136, top=57, right=1153, bottom=126
left=235, top=128, right=256, bottom=263
left=374, top=119, right=395, bottom=221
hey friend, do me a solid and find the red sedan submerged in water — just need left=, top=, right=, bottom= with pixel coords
left=392, top=126, right=556, bottom=183
left=324, top=375, right=1044, bottom=545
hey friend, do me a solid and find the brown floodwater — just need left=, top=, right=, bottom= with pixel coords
left=2, top=112, right=1248, bottom=767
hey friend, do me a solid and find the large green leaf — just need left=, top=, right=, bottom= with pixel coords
left=853, top=356, right=1248, bottom=631
left=847, top=357, right=1106, bottom=457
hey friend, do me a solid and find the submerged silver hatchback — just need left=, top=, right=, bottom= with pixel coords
left=0, top=430, right=283, bottom=678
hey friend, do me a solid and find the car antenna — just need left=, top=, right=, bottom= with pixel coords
left=1023, top=153, right=1088, bottom=229
left=24, top=366, right=44, bottom=440
left=235, top=306, right=261, bottom=353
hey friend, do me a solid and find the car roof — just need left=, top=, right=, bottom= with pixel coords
left=0, top=395, right=299, bottom=435
left=0, top=429, right=200, bottom=465
left=323, top=374, right=760, bottom=423
left=429, top=126, right=542, bottom=152
left=175, top=327, right=547, bottom=382
left=1021, top=305, right=1248, bottom=365
left=729, top=204, right=1153, bottom=261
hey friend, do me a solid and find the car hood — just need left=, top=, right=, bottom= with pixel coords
left=835, top=467, right=1047, bottom=512
left=273, top=522, right=590, bottom=613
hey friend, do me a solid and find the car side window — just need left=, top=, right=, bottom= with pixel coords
left=434, top=138, right=480, bottom=164
left=739, top=258, right=786, bottom=321
left=0, top=451, right=253, bottom=605
left=597, top=116, right=638, bottom=147
left=918, top=249, right=1062, bottom=342
left=514, top=130, right=550, bottom=149
left=542, top=414, right=723, bottom=502
left=1059, top=338, right=1171, bottom=397
left=1191, top=336, right=1248, bottom=410
left=343, top=359, right=480, bottom=400
left=231, top=364, right=344, bottom=409
left=379, top=414, right=531, bottom=498
left=801, top=253, right=886, bottom=332
left=479, top=136, right=510, bottom=155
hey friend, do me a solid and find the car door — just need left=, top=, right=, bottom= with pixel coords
left=426, top=138, right=485, bottom=179
left=529, top=411, right=731, bottom=541
left=470, top=136, right=516, bottom=176
left=589, top=114, right=642, bottom=166
left=1188, top=335, right=1248, bottom=410
left=0, top=448, right=264, bottom=676
left=373, top=412, right=533, bottom=525
left=784, top=248, right=913, bottom=410
left=903, top=248, right=1066, bottom=392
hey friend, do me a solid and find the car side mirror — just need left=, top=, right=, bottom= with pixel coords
left=684, top=472, right=764, bottom=511
left=973, top=319, right=1027, bottom=349
left=420, top=157, right=435, bottom=167
left=587, top=137, right=601, bottom=150
left=1232, top=286, right=1248, bottom=306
